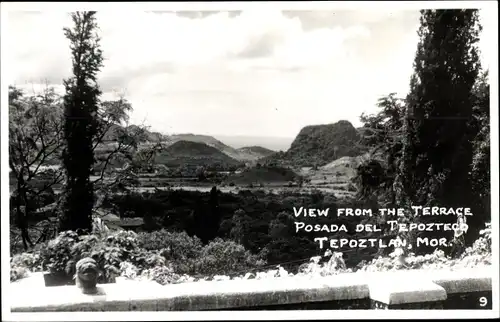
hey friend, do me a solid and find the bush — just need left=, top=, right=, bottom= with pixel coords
left=36, top=230, right=166, bottom=283
left=68, top=234, right=123, bottom=282
left=11, top=252, right=43, bottom=272
left=460, top=222, right=491, bottom=258
left=12, top=222, right=492, bottom=286
left=10, top=251, right=43, bottom=281
left=137, top=230, right=203, bottom=275
left=40, top=230, right=80, bottom=275
left=194, top=238, right=265, bottom=276
left=140, top=265, right=180, bottom=285
left=137, top=230, right=202, bottom=256
left=11, top=266, right=29, bottom=282
left=119, top=261, right=140, bottom=280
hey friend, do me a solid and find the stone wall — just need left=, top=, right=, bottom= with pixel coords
left=9, top=267, right=492, bottom=312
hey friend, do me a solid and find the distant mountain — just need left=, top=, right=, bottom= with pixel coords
left=163, top=133, right=273, bottom=162
left=236, top=146, right=276, bottom=160
left=154, top=140, right=243, bottom=170
left=213, top=134, right=293, bottom=152
left=102, top=127, right=277, bottom=168
left=262, top=120, right=367, bottom=168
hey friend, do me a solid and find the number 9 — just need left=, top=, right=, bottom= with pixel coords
left=479, top=296, right=488, bottom=307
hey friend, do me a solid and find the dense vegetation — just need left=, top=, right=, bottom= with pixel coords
left=11, top=222, right=491, bottom=283
left=355, top=9, right=490, bottom=254
left=226, top=165, right=300, bottom=186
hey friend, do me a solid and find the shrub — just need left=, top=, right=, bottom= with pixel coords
left=137, top=230, right=202, bottom=256
left=40, top=230, right=80, bottom=275
left=105, top=230, right=140, bottom=251
left=11, top=266, right=29, bottom=282
left=12, top=221, right=491, bottom=286
left=460, top=222, right=491, bottom=258
left=136, top=230, right=203, bottom=274
left=194, top=238, right=265, bottom=276
left=37, top=230, right=162, bottom=283
left=141, top=264, right=180, bottom=285
left=10, top=250, right=43, bottom=282
left=119, top=261, right=140, bottom=280
left=67, top=234, right=121, bottom=282
left=11, top=252, right=43, bottom=272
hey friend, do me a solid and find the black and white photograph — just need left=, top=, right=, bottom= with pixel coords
left=2, top=1, right=498, bottom=319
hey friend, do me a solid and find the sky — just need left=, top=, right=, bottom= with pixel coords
left=4, top=5, right=497, bottom=144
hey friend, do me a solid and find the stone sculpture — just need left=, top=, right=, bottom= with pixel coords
left=75, top=257, right=100, bottom=294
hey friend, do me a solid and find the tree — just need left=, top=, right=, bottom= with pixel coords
left=397, top=9, right=483, bottom=252
left=470, top=70, right=490, bottom=227
left=268, top=211, right=295, bottom=239
left=59, top=11, right=104, bottom=233
left=229, top=209, right=251, bottom=245
left=195, top=166, right=207, bottom=181
left=9, top=85, right=65, bottom=250
left=356, top=93, right=406, bottom=206
left=198, top=186, right=221, bottom=243
left=8, top=82, right=159, bottom=250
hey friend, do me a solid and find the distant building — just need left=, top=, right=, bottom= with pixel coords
left=96, top=212, right=144, bottom=232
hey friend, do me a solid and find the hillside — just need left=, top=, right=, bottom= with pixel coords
left=164, top=134, right=271, bottom=161
left=154, top=140, right=243, bottom=170
left=226, top=165, right=300, bottom=186
left=102, top=123, right=165, bottom=143
left=263, top=120, right=366, bottom=168
left=236, top=146, right=276, bottom=160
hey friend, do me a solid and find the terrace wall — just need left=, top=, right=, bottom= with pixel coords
left=10, top=267, right=492, bottom=312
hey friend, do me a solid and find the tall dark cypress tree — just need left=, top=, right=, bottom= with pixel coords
left=59, top=12, right=104, bottom=233
left=399, top=9, right=482, bottom=253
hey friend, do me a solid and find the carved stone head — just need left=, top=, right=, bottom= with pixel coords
left=75, top=257, right=99, bottom=294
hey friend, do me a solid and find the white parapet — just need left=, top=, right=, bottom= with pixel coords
left=429, top=267, right=492, bottom=294
left=9, top=268, right=492, bottom=312
left=367, top=270, right=447, bottom=305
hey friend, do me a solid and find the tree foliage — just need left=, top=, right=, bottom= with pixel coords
left=400, top=9, right=483, bottom=251
left=470, top=70, right=490, bottom=218
left=9, top=85, right=65, bottom=249
left=356, top=9, right=489, bottom=254
left=356, top=94, right=406, bottom=206
left=8, top=83, right=159, bottom=251
left=59, top=11, right=104, bottom=233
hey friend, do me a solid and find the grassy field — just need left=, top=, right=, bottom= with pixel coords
left=10, top=155, right=360, bottom=200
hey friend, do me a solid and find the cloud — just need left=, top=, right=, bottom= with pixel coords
left=283, top=9, right=417, bottom=30
left=7, top=9, right=373, bottom=85
left=173, top=10, right=242, bottom=19
left=99, top=62, right=176, bottom=93
left=5, top=8, right=494, bottom=138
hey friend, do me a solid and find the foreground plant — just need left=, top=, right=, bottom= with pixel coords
left=11, top=222, right=492, bottom=285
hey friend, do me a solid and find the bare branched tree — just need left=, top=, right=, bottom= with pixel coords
left=9, top=85, right=162, bottom=251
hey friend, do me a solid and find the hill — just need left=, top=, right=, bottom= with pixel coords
left=154, top=140, right=243, bottom=171
left=226, top=165, right=300, bottom=186
left=262, top=120, right=366, bottom=168
left=164, top=134, right=272, bottom=161
left=213, top=134, right=293, bottom=152
left=101, top=123, right=166, bottom=143
left=236, top=146, right=276, bottom=160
